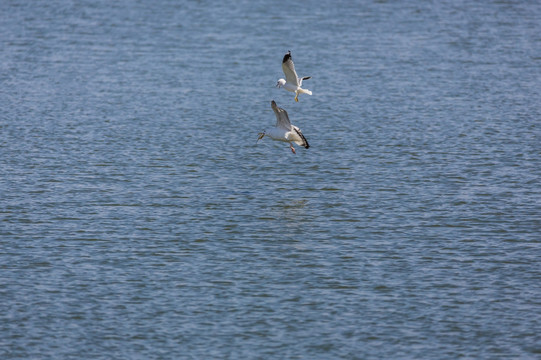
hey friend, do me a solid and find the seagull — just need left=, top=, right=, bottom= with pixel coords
left=276, top=51, right=312, bottom=102
left=257, top=100, right=310, bottom=154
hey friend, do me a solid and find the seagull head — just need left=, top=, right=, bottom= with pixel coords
left=276, top=79, right=286, bottom=88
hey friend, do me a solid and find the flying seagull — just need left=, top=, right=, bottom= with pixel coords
left=257, top=100, right=310, bottom=154
left=276, top=51, right=312, bottom=102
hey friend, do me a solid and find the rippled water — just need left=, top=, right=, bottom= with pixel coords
left=1, top=0, right=540, bottom=358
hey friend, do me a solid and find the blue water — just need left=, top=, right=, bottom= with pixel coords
left=1, top=0, right=540, bottom=358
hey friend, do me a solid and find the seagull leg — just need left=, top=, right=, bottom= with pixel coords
left=290, top=144, right=296, bottom=154
left=294, top=94, right=299, bottom=102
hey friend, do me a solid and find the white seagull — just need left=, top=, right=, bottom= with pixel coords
left=276, top=51, right=312, bottom=102
left=257, top=100, right=310, bottom=154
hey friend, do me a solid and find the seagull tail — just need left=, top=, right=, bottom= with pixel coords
left=300, top=88, right=312, bottom=96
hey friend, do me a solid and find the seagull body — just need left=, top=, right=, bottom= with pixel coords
left=276, top=51, right=312, bottom=102
left=257, top=100, right=309, bottom=154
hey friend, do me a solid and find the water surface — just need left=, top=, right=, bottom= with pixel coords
left=1, top=0, right=540, bottom=358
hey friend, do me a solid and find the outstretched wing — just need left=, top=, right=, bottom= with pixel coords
left=271, top=100, right=292, bottom=130
left=281, top=51, right=299, bottom=86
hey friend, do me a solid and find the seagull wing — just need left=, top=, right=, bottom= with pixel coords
left=271, top=100, right=292, bottom=130
left=293, top=126, right=310, bottom=149
left=282, top=51, right=299, bottom=86
left=299, top=76, right=311, bottom=87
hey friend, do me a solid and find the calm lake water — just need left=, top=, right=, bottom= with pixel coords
left=1, top=0, right=540, bottom=358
